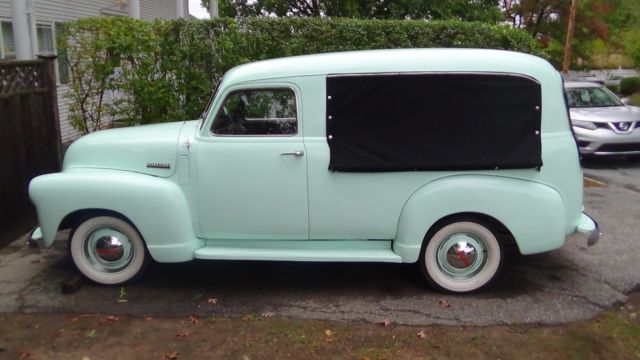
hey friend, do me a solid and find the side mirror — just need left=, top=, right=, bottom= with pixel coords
left=621, top=97, right=630, bottom=105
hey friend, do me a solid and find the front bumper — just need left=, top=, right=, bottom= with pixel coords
left=570, top=212, right=600, bottom=246
left=573, top=126, right=640, bottom=155
left=27, top=226, right=44, bottom=248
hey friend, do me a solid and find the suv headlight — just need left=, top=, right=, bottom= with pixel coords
left=571, top=119, right=597, bottom=130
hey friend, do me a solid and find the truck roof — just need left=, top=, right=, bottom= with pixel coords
left=221, top=48, right=555, bottom=85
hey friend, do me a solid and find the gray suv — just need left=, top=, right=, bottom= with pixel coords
left=565, top=81, right=640, bottom=156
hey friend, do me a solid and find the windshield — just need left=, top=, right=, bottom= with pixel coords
left=565, top=86, right=623, bottom=108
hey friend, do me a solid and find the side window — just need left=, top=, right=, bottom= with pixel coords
left=0, top=21, right=15, bottom=60
left=211, top=88, right=297, bottom=136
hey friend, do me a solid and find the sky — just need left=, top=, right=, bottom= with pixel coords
left=189, top=0, right=210, bottom=19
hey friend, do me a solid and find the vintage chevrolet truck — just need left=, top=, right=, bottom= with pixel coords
left=29, top=49, right=599, bottom=293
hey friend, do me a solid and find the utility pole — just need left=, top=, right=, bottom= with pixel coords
left=562, top=0, right=578, bottom=74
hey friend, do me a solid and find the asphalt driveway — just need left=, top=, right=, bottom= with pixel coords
left=1, top=156, right=639, bottom=326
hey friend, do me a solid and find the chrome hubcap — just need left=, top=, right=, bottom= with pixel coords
left=84, top=227, right=134, bottom=273
left=436, top=233, right=487, bottom=280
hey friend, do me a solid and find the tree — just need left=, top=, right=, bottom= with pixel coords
left=200, top=0, right=502, bottom=22
left=503, top=0, right=640, bottom=68
left=501, top=0, right=562, bottom=38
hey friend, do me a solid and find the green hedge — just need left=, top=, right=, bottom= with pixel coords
left=59, top=17, right=540, bottom=132
left=620, top=77, right=640, bottom=96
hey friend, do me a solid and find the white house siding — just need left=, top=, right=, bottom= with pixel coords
left=0, top=0, right=184, bottom=143
left=140, top=0, right=178, bottom=20
left=0, top=2, right=8, bottom=17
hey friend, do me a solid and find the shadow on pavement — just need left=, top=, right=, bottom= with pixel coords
left=581, top=155, right=640, bottom=169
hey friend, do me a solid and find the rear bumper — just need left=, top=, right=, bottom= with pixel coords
left=569, top=212, right=600, bottom=246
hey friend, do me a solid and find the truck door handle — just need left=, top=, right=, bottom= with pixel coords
left=281, top=151, right=305, bottom=157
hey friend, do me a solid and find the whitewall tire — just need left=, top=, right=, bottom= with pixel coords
left=70, top=216, right=149, bottom=285
left=420, top=220, right=503, bottom=293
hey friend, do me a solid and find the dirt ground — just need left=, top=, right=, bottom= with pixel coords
left=1, top=293, right=638, bottom=360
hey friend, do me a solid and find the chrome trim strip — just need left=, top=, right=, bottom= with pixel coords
left=146, top=162, right=171, bottom=169
left=592, top=150, right=640, bottom=155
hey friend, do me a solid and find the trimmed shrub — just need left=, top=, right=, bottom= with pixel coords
left=620, top=77, right=640, bottom=96
left=605, top=83, right=620, bottom=94
left=60, top=17, right=540, bottom=132
left=628, top=92, right=640, bottom=106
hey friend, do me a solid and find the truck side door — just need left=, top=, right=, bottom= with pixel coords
left=194, top=86, right=309, bottom=240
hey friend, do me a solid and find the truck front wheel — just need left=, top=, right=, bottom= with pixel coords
left=70, top=216, right=149, bottom=285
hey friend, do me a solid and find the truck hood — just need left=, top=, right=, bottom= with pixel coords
left=63, top=121, right=198, bottom=177
left=569, top=105, right=640, bottom=123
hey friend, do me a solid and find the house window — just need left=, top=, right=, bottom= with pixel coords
left=54, top=22, right=69, bottom=84
left=36, top=24, right=54, bottom=55
left=0, top=21, right=16, bottom=60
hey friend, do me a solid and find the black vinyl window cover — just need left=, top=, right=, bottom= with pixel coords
left=326, top=73, right=543, bottom=172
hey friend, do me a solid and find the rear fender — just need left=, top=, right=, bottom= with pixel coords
left=393, top=175, right=566, bottom=262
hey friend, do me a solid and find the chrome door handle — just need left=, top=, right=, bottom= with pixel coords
left=280, top=151, right=305, bottom=157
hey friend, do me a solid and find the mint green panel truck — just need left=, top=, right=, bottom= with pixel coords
left=29, top=49, right=600, bottom=293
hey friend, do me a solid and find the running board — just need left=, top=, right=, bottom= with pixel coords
left=194, top=240, right=402, bottom=263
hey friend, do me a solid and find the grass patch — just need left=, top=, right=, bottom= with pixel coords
left=0, top=293, right=638, bottom=359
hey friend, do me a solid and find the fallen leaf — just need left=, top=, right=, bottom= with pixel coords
left=207, top=298, right=218, bottom=305
left=143, top=315, right=153, bottom=321
left=417, top=330, right=426, bottom=339
left=241, top=315, right=253, bottom=322
left=102, top=315, right=119, bottom=322
left=380, top=317, right=391, bottom=327
left=82, top=357, right=90, bottom=360
left=175, top=332, right=190, bottom=338
left=438, top=298, right=451, bottom=308
left=630, top=313, right=637, bottom=320
left=30, top=260, right=40, bottom=264
left=362, top=357, right=371, bottom=360
left=324, top=329, right=333, bottom=337
left=19, top=351, right=30, bottom=358
left=433, top=344, right=443, bottom=349
left=86, top=329, right=96, bottom=338
left=188, top=315, right=200, bottom=325
left=261, top=311, right=275, bottom=318
left=119, top=286, right=126, bottom=299
left=163, top=351, right=179, bottom=360
left=117, top=299, right=128, bottom=303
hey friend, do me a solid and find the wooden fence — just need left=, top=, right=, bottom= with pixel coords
left=0, top=56, right=62, bottom=245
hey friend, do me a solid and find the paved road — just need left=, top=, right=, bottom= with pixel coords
left=1, top=157, right=639, bottom=326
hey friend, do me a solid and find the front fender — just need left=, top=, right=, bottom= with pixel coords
left=29, top=169, right=202, bottom=262
left=393, top=175, right=566, bottom=262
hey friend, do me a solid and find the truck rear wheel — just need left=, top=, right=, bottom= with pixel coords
left=419, top=219, right=504, bottom=293
left=70, top=216, right=149, bottom=285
